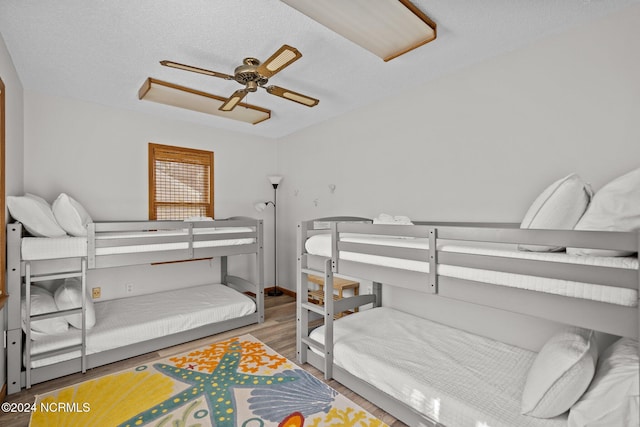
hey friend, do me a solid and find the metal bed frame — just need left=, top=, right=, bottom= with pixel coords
left=6, top=218, right=264, bottom=395
left=296, top=217, right=639, bottom=426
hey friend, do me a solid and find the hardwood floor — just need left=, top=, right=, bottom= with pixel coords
left=0, top=295, right=406, bottom=426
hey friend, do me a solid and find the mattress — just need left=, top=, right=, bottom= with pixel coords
left=305, top=234, right=638, bottom=306
left=21, top=227, right=256, bottom=260
left=309, top=307, right=568, bottom=427
left=28, top=283, right=256, bottom=368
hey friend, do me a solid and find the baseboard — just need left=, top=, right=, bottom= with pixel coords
left=264, top=286, right=296, bottom=298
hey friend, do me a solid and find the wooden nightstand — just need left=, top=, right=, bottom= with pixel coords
left=307, top=274, right=359, bottom=318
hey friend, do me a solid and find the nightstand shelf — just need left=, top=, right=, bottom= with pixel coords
left=307, top=274, right=359, bottom=318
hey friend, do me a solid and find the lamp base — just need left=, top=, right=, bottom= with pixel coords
left=267, top=287, right=284, bottom=297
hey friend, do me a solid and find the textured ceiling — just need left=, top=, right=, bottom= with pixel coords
left=0, top=0, right=637, bottom=139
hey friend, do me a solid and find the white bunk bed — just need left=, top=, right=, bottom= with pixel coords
left=297, top=217, right=639, bottom=427
left=6, top=218, right=264, bottom=395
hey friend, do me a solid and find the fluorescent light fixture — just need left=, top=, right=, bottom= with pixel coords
left=281, top=0, right=436, bottom=61
left=138, top=78, right=270, bottom=124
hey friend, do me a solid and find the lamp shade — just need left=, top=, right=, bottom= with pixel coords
left=268, top=176, right=283, bottom=186
left=254, top=202, right=268, bottom=212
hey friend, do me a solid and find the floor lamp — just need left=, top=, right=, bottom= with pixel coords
left=255, top=175, right=283, bottom=296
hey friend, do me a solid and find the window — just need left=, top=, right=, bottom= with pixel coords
left=148, top=143, right=214, bottom=220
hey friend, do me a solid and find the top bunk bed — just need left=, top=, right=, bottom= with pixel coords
left=299, top=216, right=639, bottom=338
left=6, top=193, right=263, bottom=269
left=5, top=193, right=265, bottom=394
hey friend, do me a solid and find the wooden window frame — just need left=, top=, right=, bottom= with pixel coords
left=1, top=77, right=6, bottom=305
left=148, top=143, right=214, bottom=220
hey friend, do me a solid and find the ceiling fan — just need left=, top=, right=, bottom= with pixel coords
left=160, top=44, right=319, bottom=112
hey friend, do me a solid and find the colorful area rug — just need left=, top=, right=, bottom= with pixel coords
left=30, top=334, right=386, bottom=426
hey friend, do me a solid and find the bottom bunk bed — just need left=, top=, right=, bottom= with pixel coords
left=309, top=307, right=567, bottom=427
left=297, top=217, right=639, bottom=427
left=26, top=283, right=257, bottom=372
left=307, top=307, right=638, bottom=427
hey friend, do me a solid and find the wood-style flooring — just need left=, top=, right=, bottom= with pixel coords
left=0, top=295, right=407, bottom=426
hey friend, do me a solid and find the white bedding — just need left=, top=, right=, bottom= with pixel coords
left=305, top=234, right=638, bottom=306
left=21, top=227, right=256, bottom=260
left=309, top=307, right=568, bottom=427
left=28, top=283, right=256, bottom=368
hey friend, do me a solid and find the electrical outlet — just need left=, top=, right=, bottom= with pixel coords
left=92, top=287, right=101, bottom=299
left=125, top=283, right=134, bottom=293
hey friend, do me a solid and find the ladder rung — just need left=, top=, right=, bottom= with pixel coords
left=301, top=302, right=325, bottom=315
left=301, top=268, right=323, bottom=276
left=31, top=307, right=81, bottom=321
left=31, top=344, right=83, bottom=362
left=30, top=271, right=83, bottom=283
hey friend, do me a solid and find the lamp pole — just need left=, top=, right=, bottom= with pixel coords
left=266, top=176, right=283, bottom=296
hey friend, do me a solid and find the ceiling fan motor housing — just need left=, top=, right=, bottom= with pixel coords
left=234, top=57, right=268, bottom=90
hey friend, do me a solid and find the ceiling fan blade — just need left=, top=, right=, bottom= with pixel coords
left=266, top=85, right=319, bottom=107
left=256, top=45, right=302, bottom=78
left=160, top=60, right=234, bottom=80
left=219, top=89, right=248, bottom=112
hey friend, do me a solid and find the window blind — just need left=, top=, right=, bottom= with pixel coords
left=149, top=143, right=214, bottom=220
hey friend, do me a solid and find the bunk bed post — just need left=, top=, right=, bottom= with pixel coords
left=428, top=228, right=438, bottom=294
left=296, top=221, right=309, bottom=364
left=81, top=258, right=87, bottom=374
left=187, top=222, right=194, bottom=260
left=6, top=224, right=22, bottom=394
left=257, top=219, right=265, bottom=323
left=330, top=222, right=339, bottom=273
left=372, top=281, right=382, bottom=307
left=24, top=262, right=32, bottom=389
left=87, top=222, right=96, bottom=269
left=220, top=256, right=228, bottom=284
left=323, top=257, right=334, bottom=380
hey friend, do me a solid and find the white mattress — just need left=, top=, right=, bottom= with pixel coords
left=21, top=227, right=256, bottom=260
left=310, top=307, right=568, bottom=427
left=305, top=234, right=638, bottom=306
left=28, top=283, right=256, bottom=368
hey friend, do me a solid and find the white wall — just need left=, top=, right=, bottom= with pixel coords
left=276, top=6, right=640, bottom=349
left=23, top=92, right=277, bottom=298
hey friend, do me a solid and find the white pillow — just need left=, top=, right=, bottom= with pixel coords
left=52, top=193, right=93, bottom=237
left=568, top=338, right=639, bottom=427
left=567, top=167, right=640, bottom=257
left=519, top=174, right=592, bottom=252
left=54, top=277, right=96, bottom=329
left=21, top=285, right=69, bottom=340
left=7, top=193, right=67, bottom=237
left=521, top=327, right=598, bottom=418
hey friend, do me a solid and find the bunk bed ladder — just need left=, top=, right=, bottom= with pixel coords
left=298, top=258, right=335, bottom=379
left=24, top=259, right=88, bottom=388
